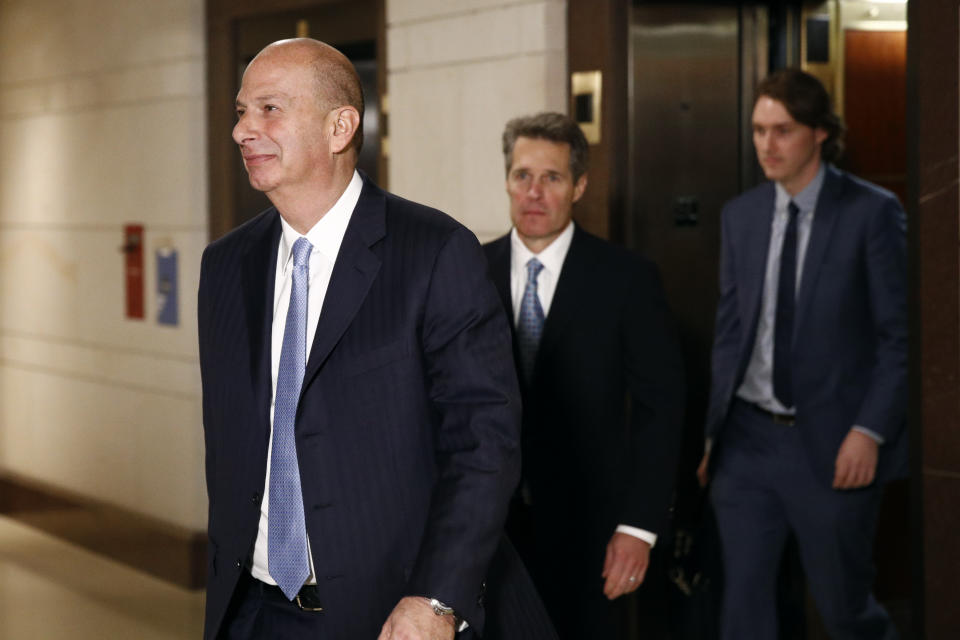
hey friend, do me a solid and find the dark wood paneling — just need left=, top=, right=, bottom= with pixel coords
left=908, top=0, right=960, bottom=638
left=837, top=26, right=912, bottom=612
left=843, top=30, right=907, bottom=204
left=568, top=0, right=629, bottom=241
left=0, top=473, right=206, bottom=589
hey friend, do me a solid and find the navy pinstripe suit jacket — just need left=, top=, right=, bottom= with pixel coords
left=198, top=175, right=530, bottom=639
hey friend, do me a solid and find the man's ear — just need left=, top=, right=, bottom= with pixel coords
left=329, top=106, right=361, bottom=154
left=572, top=174, right=588, bottom=203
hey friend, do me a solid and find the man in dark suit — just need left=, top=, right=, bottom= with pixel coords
left=483, top=112, right=685, bottom=639
left=198, top=38, right=545, bottom=640
left=699, top=69, right=907, bottom=639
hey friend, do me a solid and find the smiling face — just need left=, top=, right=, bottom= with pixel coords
left=752, top=95, right=828, bottom=195
left=232, top=49, right=335, bottom=197
left=506, top=136, right=587, bottom=253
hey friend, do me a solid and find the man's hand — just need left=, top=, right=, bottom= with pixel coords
left=833, top=429, right=879, bottom=490
left=378, top=596, right=455, bottom=640
left=696, top=450, right=710, bottom=488
left=601, top=532, right=651, bottom=600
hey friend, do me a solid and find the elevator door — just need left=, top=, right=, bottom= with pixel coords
left=629, top=5, right=749, bottom=498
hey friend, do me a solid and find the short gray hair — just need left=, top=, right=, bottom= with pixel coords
left=502, top=112, right=589, bottom=181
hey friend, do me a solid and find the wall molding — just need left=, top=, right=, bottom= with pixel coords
left=0, top=472, right=206, bottom=590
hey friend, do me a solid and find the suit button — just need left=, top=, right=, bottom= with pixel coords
left=236, top=559, right=242, bottom=570
left=251, top=492, right=260, bottom=504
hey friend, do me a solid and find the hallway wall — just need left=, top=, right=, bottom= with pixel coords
left=0, top=0, right=568, bottom=545
left=0, top=0, right=208, bottom=530
left=386, top=0, right=568, bottom=242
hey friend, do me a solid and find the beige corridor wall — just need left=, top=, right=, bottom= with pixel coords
left=0, top=0, right=208, bottom=530
left=0, top=0, right=565, bottom=534
left=386, top=0, right=568, bottom=242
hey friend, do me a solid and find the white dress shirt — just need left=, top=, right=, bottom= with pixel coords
left=250, top=170, right=363, bottom=585
left=509, top=222, right=657, bottom=548
left=735, top=164, right=882, bottom=443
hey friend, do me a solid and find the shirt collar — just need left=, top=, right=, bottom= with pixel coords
left=278, top=170, right=363, bottom=270
left=509, top=221, right=575, bottom=276
left=775, top=162, right=826, bottom=214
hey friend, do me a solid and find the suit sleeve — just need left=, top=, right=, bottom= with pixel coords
left=620, top=259, right=686, bottom=536
left=406, top=225, right=522, bottom=630
left=855, top=196, right=908, bottom=441
left=705, top=204, right=743, bottom=445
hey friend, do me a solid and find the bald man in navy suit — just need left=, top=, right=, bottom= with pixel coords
left=199, top=38, right=555, bottom=640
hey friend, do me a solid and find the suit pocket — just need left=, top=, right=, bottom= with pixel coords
left=340, top=340, right=412, bottom=378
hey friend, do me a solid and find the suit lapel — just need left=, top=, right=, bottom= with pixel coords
left=739, top=185, right=775, bottom=354
left=487, top=235, right=514, bottom=320
left=301, top=178, right=385, bottom=391
left=241, top=211, right=282, bottom=406
left=537, top=226, right=588, bottom=360
left=795, top=167, right=842, bottom=339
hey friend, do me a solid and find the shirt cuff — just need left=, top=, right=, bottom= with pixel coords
left=852, top=425, right=884, bottom=445
left=615, top=524, right=657, bottom=548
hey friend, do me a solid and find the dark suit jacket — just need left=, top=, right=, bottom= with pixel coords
left=705, top=165, right=908, bottom=484
left=198, top=176, right=525, bottom=639
left=483, top=225, right=685, bottom=562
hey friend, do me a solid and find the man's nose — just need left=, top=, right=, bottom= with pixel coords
left=527, top=180, right=544, bottom=198
left=232, top=115, right=256, bottom=145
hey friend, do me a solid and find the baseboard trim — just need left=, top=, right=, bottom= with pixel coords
left=0, top=472, right=206, bottom=590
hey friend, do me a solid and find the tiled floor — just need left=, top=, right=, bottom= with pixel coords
left=0, top=516, right=204, bottom=639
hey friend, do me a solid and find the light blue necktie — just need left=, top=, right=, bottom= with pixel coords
left=269, top=236, right=312, bottom=600
left=517, top=258, right=545, bottom=382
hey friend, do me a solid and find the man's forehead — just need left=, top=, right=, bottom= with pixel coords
left=513, top=137, right=571, bottom=163
left=238, top=58, right=311, bottom=98
left=753, top=96, right=792, bottom=117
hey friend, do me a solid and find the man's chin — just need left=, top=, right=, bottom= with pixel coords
left=760, top=167, right=781, bottom=182
left=245, top=175, right=276, bottom=193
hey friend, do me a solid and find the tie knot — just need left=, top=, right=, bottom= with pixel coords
left=787, top=201, right=800, bottom=218
left=526, top=257, right=544, bottom=282
left=292, top=237, right=313, bottom=268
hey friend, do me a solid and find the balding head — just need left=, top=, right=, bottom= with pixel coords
left=249, top=38, right=365, bottom=154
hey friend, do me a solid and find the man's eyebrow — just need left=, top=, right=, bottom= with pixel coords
left=235, top=93, right=291, bottom=107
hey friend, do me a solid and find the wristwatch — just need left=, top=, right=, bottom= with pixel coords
left=424, top=597, right=468, bottom=632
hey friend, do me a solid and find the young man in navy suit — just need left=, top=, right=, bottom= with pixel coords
left=198, top=38, right=553, bottom=640
left=483, top=112, right=685, bottom=639
left=699, top=69, right=907, bottom=639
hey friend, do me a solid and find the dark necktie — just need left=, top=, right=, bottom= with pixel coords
left=517, top=258, right=545, bottom=382
left=773, top=201, right=799, bottom=408
left=269, top=236, right=312, bottom=600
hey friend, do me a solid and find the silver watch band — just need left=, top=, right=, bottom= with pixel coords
left=424, top=597, right=468, bottom=632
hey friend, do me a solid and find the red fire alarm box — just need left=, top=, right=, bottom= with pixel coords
left=122, top=224, right=144, bottom=319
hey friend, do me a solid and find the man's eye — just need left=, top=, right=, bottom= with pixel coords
left=236, top=109, right=245, bottom=119
left=264, top=104, right=278, bottom=112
